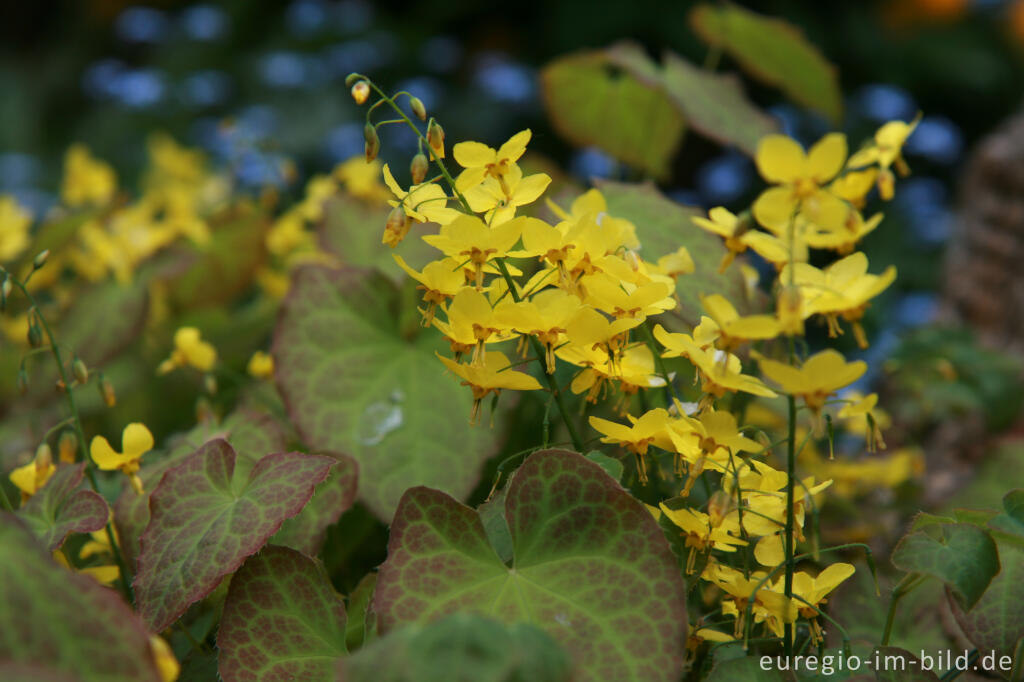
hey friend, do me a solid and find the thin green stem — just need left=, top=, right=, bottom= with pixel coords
left=783, top=393, right=797, bottom=658
left=0, top=484, right=14, bottom=512
left=639, top=320, right=678, bottom=406
left=881, top=572, right=924, bottom=646
left=10, top=276, right=135, bottom=605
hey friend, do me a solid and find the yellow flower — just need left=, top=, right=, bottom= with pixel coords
left=432, top=287, right=511, bottom=361
left=589, top=408, right=679, bottom=483
left=693, top=207, right=752, bottom=272
left=655, top=325, right=776, bottom=401
left=394, top=255, right=467, bottom=326
left=149, top=635, right=181, bottom=682
left=335, top=157, right=390, bottom=203
left=495, top=288, right=583, bottom=373
left=9, top=447, right=56, bottom=501
left=158, top=327, right=217, bottom=374
left=848, top=115, right=920, bottom=198
left=437, top=351, right=542, bottom=424
left=0, top=195, right=31, bottom=263
left=382, top=164, right=461, bottom=225
left=247, top=351, right=275, bottom=379
left=771, top=563, right=855, bottom=645
left=61, top=144, right=117, bottom=207
left=758, top=349, right=866, bottom=418
left=422, top=214, right=524, bottom=288
left=753, top=133, right=850, bottom=231
left=463, top=164, right=551, bottom=226
left=659, top=504, right=747, bottom=573
left=802, top=211, right=883, bottom=254
left=452, top=129, right=532, bottom=191
left=90, top=422, right=154, bottom=493
left=700, top=294, right=781, bottom=349
left=582, top=274, right=675, bottom=320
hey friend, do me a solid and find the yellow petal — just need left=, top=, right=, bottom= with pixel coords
left=511, top=173, right=551, bottom=206
left=497, top=129, right=531, bottom=161
left=756, top=135, right=805, bottom=184
left=90, top=435, right=123, bottom=470
left=754, top=534, right=786, bottom=567
left=121, top=423, right=154, bottom=460
left=806, top=133, right=847, bottom=183
left=452, top=141, right=496, bottom=169
left=752, top=187, right=797, bottom=229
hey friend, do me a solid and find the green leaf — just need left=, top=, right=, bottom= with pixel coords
left=948, top=540, right=1024, bottom=662
left=274, top=265, right=499, bottom=520
left=584, top=450, right=623, bottom=482
left=891, top=523, right=1000, bottom=610
left=167, top=207, right=267, bottom=310
left=339, top=613, right=573, bottom=682
left=540, top=43, right=686, bottom=179
left=597, top=180, right=754, bottom=326
left=1004, top=489, right=1024, bottom=522
left=59, top=279, right=149, bottom=367
left=704, top=656, right=784, bottom=681
left=319, top=195, right=436, bottom=279
left=345, top=571, right=378, bottom=651
left=0, top=516, right=162, bottom=681
left=988, top=489, right=1024, bottom=542
left=661, top=52, right=778, bottom=156
left=478, top=487, right=513, bottom=565
left=133, top=439, right=334, bottom=631
left=218, top=545, right=347, bottom=681
left=17, top=463, right=108, bottom=550
left=871, top=647, right=940, bottom=681
left=272, top=451, right=359, bottom=555
left=114, top=409, right=289, bottom=566
left=374, top=449, right=688, bottom=682
left=690, top=3, right=842, bottom=123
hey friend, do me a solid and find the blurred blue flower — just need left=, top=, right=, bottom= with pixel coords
left=420, top=36, right=462, bottom=73
left=237, top=105, right=279, bottom=140
left=893, top=292, right=939, bottom=328
left=7, top=188, right=54, bottom=218
left=473, top=53, right=534, bottom=103
left=287, top=0, right=329, bottom=37
left=235, top=150, right=290, bottom=187
left=570, top=148, right=616, bottom=181
left=0, top=153, right=40, bottom=188
left=181, top=71, right=231, bottom=108
left=261, top=51, right=307, bottom=88
left=326, top=123, right=365, bottom=162
left=323, top=39, right=387, bottom=78
left=82, top=59, right=126, bottom=99
left=905, top=116, right=962, bottom=165
left=180, top=5, right=229, bottom=42
left=112, top=69, right=167, bottom=109
left=766, top=104, right=802, bottom=139
left=395, top=77, right=443, bottom=112
left=894, top=177, right=951, bottom=245
left=856, top=84, right=916, bottom=122
left=697, top=153, right=753, bottom=205
left=115, top=7, right=169, bottom=44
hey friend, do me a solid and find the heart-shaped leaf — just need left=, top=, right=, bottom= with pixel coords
left=597, top=180, right=754, bottom=326
left=0, top=516, right=161, bottom=681
left=948, top=540, right=1024, bottom=662
left=540, top=43, right=686, bottom=180
left=660, top=52, right=778, bottom=156
left=690, top=3, right=842, bottom=123
left=891, top=522, right=1000, bottom=610
left=273, top=265, right=499, bottom=520
left=988, top=489, right=1024, bottom=542
left=271, top=451, right=359, bottom=555
left=338, top=613, right=573, bottom=682
left=374, top=449, right=688, bottom=682
left=133, top=439, right=333, bottom=631
left=114, top=409, right=289, bottom=566
left=17, top=463, right=108, bottom=550
left=218, top=545, right=347, bottom=681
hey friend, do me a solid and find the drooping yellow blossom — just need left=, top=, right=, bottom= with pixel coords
left=422, top=214, right=524, bottom=288
left=753, top=133, right=850, bottom=231
left=382, top=164, right=461, bottom=225
left=453, top=129, right=531, bottom=191
left=660, top=504, right=747, bottom=573
left=836, top=390, right=890, bottom=451
left=566, top=344, right=667, bottom=409
left=704, top=563, right=784, bottom=639
left=157, top=327, right=217, bottom=374
left=848, top=115, right=920, bottom=199
left=0, top=195, right=31, bottom=263
left=9, top=446, right=56, bottom=501
left=803, top=211, right=883, bottom=255
left=90, top=423, right=154, bottom=494
left=757, top=349, right=866, bottom=419
left=61, top=144, right=117, bottom=207
left=769, top=563, right=856, bottom=645
left=437, top=351, right=542, bottom=424
left=655, top=326, right=776, bottom=401
left=700, top=294, right=781, bottom=349
left=247, top=351, right=275, bottom=379
left=335, top=157, right=390, bottom=202
left=433, top=286, right=511, bottom=363
left=693, top=207, right=752, bottom=272
left=463, top=164, right=551, bottom=226
left=394, top=255, right=466, bottom=326
left=496, top=288, right=582, bottom=373
left=589, top=408, right=680, bottom=483
left=582, top=274, right=675, bottom=320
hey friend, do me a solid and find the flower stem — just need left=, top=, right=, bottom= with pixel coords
left=783, top=392, right=797, bottom=657
left=881, top=572, right=923, bottom=646
left=9, top=276, right=135, bottom=605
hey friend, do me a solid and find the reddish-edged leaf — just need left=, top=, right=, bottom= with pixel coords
left=133, top=439, right=333, bottom=631
left=948, top=541, right=1024, bottom=662
left=17, top=463, right=108, bottom=550
left=114, top=409, right=288, bottom=566
left=218, top=546, right=347, bottom=681
left=0, top=516, right=162, bottom=681
left=273, top=265, right=498, bottom=520
left=374, top=449, right=688, bottom=682
left=272, top=451, right=359, bottom=555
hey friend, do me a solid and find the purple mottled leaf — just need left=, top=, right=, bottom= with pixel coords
left=374, top=449, right=688, bottom=682
left=273, top=265, right=499, bottom=520
left=0, top=516, right=161, bottom=681
left=272, top=451, right=358, bottom=555
left=133, top=439, right=333, bottom=631
left=218, top=546, right=347, bottom=681
left=948, top=541, right=1024, bottom=662
left=17, top=463, right=108, bottom=550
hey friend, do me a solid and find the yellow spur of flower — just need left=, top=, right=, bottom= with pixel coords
left=157, top=327, right=217, bottom=375
left=90, top=422, right=155, bottom=494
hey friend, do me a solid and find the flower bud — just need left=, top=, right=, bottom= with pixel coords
left=35, top=442, right=53, bottom=469
left=56, top=378, right=66, bottom=393
left=32, top=249, right=50, bottom=270
left=409, top=96, right=426, bottom=121
left=99, top=375, right=116, bottom=407
left=383, top=205, right=411, bottom=248
left=27, top=318, right=42, bottom=348
left=344, top=73, right=363, bottom=87
left=72, top=357, right=89, bottom=384
left=58, top=431, right=77, bottom=463
left=410, top=153, right=429, bottom=185
left=427, top=121, right=445, bottom=159
left=364, top=123, right=380, bottom=162
left=350, top=80, right=370, bottom=105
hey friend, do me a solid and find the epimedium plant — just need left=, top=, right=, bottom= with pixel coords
left=1, top=7, right=1023, bottom=682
